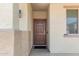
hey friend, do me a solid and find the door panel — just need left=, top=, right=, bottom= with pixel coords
left=33, top=19, right=46, bottom=45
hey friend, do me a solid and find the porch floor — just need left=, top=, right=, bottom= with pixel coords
left=30, top=49, right=53, bottom=56
left=29, top=49, right=79, bottom=56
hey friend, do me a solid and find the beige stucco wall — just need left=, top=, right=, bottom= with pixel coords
left=49, top=3, right=79, bottom=53
left=15, top=3, right=33, bottom=56
left=13, top=4, right=19, bottom=30
left=19, top=4, right=28, bottom=31
left=0, top=30, right=14, bottom=56
left=0, top=3, right=32, bottom=56
left=33, top=11, right=47, bottom=19
left=0, top=4, right=13, bottom=29
left=0, top=4, right=15, bottom=56
left=27, top=4, right=33, bottom=54
left=14, top=31, right=22, bottom=56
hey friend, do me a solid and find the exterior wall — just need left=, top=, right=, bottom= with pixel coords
left=33, top=11, right=47, bottom=19
left=16, top=3, right=33, bottom=56
left=0, top=4, right=13, bottom=29
left=27, top=4, right=33, bottom=55
left=49, top=3, right=79, bottom=53
left=0, top=3, right=22, bottom=56
left=13, top=3, right=22, bottom=56
left=13, top=4, right=19, bottom=30
left=19, top=4, right=28, bottom=31
left=0, top=4, right=14, bottom=56
left=0, top=30, right=14, bottom=56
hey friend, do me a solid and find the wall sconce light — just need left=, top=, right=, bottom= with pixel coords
left=19, top=9, right=22, bottom=18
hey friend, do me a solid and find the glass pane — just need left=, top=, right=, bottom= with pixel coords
left=67, top=10, right=78, bottom=34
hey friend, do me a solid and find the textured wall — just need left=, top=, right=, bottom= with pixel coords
left=49, top=3, right=79, bottom=53
left=0, top=3, right=33, bottom=56
left=0, top=4, right=13, bottom=29
left=33, top=11, right=47, bottom=19
left=0, top=4, right=14, bottom=56
left=14, top=3, right=33, bottom=56
left=0, top=30, right=14, bottom=56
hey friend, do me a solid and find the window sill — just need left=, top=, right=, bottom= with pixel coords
left=64, top=34, right=79, bottom=37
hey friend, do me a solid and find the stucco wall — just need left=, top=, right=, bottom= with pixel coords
left=49, top=3, right=79, bottom=53
left=0, top=3, right=32, bottom=56
left=0, top=4, right=13, bottom=29
left=0, top=4, right=15, bottom=56
left=17, top=3, right=33, bottom=56
left=0, top=30, right=14, bottom=56
left=33, top=11, right=47, bottom=19
left=19, top=3, right=29, bottom=31
left=13, top=4, right=19, bottom=30
left=27, top=4, right=33, bottom=54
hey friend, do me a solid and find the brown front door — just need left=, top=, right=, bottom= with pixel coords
left=33, top=19, right=47, bottom=46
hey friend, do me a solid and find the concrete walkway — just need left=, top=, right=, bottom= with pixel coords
left=30, top=49, right=54, bottom=56
left=30, top=49, right=79, bottom=56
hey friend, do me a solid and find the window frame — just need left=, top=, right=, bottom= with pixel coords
left=66, top=9, right=78, bottom=34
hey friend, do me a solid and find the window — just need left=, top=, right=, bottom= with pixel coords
left=67, top=9, right=78, bottom=34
